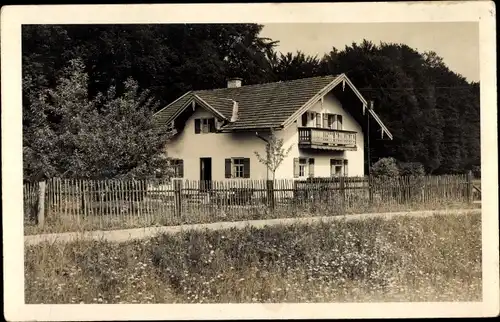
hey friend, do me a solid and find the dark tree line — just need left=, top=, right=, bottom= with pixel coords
left=22, top=24, right=480, bottom=180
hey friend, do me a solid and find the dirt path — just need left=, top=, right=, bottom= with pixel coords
left=25, top=208, right=481, bottom=246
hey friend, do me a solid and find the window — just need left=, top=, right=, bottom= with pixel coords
left=225, top=158, right=250, bottom=178
left=195, top=118, right=216, bottom=134
left=299, top=159, right=307, bottom=177
left=326, top=114, right=343, bottom=130
left=171, top=159, right=184, bottom=178
left=234, top=158, right=244, bottom=178
left=294, top=158, right=315, bottom=178
left=302, top=112, right=340, bottom=129
left=331, top=159, right=348, bottom=177
left=328, top=114, right=336, bottom=129
left=301, top=113, right=308, bottom=127
left=309, top=112, right=316, bottom=127
left=336, top=115, right=343, bottom=130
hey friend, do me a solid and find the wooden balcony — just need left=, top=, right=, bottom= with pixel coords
left=298, top=127, right=357, bottom=151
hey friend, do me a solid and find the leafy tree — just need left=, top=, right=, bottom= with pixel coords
left=271, top=51, right=323, bottom=81
left=22, top=25, right=480, bottom=176
left=23, top=59, right=172, bottom=181
left=254, top=129, right=293, bottom=180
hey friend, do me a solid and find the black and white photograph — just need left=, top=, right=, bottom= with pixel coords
left=1, top=2, right=498, bottom=320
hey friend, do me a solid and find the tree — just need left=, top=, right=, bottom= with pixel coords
left=23, top=26, right=480, bottom=175
left=23, top=58, right=172, bottom=181
left=254, top=129, right=293, bottom=180
left=271, top=51, right=323, bottom=81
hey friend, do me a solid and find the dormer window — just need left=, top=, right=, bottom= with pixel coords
left=301, top=112, right=321, bottom=127
left=195, top=118, right=216, bottom=134
left=327, top=114, right=343, bottom=130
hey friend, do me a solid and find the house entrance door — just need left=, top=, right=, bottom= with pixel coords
left=200, top=157, right=212, bottom=191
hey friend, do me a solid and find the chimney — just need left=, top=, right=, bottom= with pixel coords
left=227, top=78, right=243, bottom=88
left=230, top=100, right=239, bottom=122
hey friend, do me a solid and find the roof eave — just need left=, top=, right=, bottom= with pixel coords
left=157, top=92, right=230, bottom=126
left=153, top=90, right=192, bottom=117
left=368, top=108, right=393, bottom=140
left=193, top=94, right=229, bottom=121
left=218, top=125, right=283, bottom=133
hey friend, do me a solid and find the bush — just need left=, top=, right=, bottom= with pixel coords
left=398, top=162, right=425, bottom=177
left=370, top=157, right=400, bottom=177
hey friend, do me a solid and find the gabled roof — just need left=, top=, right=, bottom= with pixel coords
left=154, top=74, right=393, bottom=139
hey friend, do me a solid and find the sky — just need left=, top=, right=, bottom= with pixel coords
left=260, top=22, right=479, bottom=83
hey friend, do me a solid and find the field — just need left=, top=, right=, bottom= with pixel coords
left=25, top=210, right=482, bottom=304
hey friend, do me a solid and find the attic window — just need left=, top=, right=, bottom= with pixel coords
left=195, top=118, right=216, bottom=134
left=326, top=114, right=343, bottom=130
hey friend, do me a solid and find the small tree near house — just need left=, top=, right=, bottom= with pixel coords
left=254, top=128, right=293, bottom=181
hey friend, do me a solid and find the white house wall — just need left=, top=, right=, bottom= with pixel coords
left=165, top=107, right=270, bottom=181
left=276, top=91, right=365, bottom=178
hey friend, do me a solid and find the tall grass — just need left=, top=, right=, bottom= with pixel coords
left=25, top=211, right=481, bottom=303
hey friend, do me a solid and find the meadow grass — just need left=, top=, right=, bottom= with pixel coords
left=25, top=210, right=482, bottom=303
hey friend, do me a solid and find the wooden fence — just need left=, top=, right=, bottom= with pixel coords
left=24, top=173, right=478, bottom=229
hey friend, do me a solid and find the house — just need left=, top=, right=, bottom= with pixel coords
left=153, top=74, right=393, bottom=182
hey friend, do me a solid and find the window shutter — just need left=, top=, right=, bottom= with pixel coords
left=225, top=158, right=232, bottom=178
left=301, top=113, right=308, bottom=127
left=323, top=114, right=328, bottom=128
left=178, top=160, right=184, bottom=178
left=293, top=158, right=300, bottom=178
left=194, top=119, right=201, bottom=134
left=330, top=159, right=334, bottom=177
left=337, top=115, right=343, bottom=130
left=316, top=113, right=321, bottom=127
left=308, top=158, right=315, bottom=177
left=343, top=159, right=348, bottom=177
left=243, top=158, right=250, bottom=178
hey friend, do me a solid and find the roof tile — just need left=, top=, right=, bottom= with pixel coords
left=154, top=75, right=340, bottom=130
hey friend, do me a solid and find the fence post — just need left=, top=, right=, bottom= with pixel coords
left=174, top=179, right=183, bottom=218
left=340, top=176, right=346, bottom=212
left=466, top=171, right=473, bottom=203
left=267, top=180, right=275, bottom=210
left=37, top=181, right=46, bottom=227
left=368, top=175, right=373, bottom=205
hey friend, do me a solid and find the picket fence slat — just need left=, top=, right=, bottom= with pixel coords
left=23, top=174, right=478, bottom=229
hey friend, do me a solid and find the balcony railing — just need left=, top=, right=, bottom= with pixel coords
left=298, top=127, right=357, bottom=151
